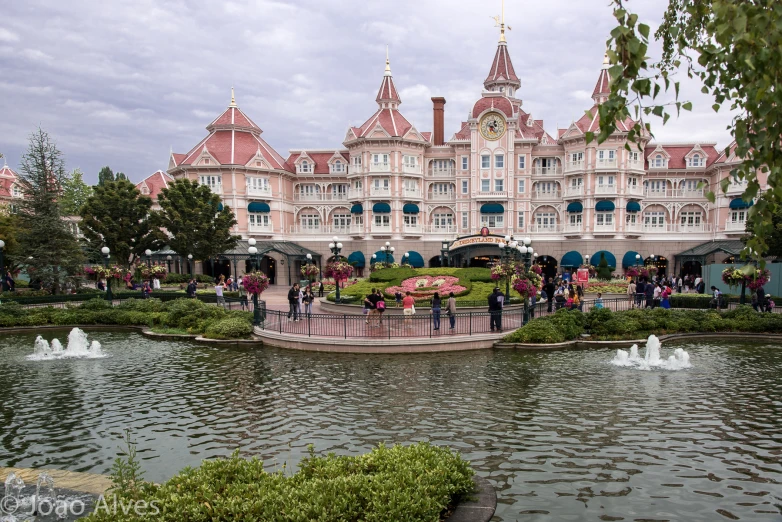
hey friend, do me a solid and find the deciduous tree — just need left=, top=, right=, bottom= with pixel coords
left=61, top=168, right=93, bottom=215
left=79, top=179, right=166, bottom=267
left=153, top=178, right=239, bottom=262
left=16, top=128, right=84, bottom=293
left=594, top=0, right=782, bottom=262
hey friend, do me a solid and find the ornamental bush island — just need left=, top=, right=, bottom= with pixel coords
left=386, top=275, right=467, bottom=299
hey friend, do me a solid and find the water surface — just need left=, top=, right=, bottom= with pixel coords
left=0, top=330, right=780, bottom=521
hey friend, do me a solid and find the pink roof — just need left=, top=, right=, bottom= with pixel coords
left=171, top=153, right=186, bottom=166
left=421, top=132, right=432, bottom=142
left=574, top=104, right=634, bottom=134
left=285, top=151, right=350, bottom=174
left=0, top=165, right=18, bottom=198
left=515, top=109, right=554, bottom=142
left=644, top=144, right=720, bottom=169
left=136, top=170, right=173, bottom=200
left=471, top=96, right=514, bottom=119
left=452, top=122, right=471, bottom=140
left=592, top=68, right=611, bottom=101
left=376, top=75, right=401, bottom=103
left=356, top=108, right=414, bottom=138
left=485, top=44, right=519, bottom=84
left=208, top=106, right=261, bottom=131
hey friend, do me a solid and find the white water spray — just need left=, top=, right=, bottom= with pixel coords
left=26, top=328, right=106, bottom=360
left=610, top=335, right=691, bottom=371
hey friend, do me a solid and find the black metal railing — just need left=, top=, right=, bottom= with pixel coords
left=259, top=308, right=525, bottom=339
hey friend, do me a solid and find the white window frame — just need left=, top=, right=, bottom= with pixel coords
left=300, top=213, right=320, bottom=229
left=680, top=211, right=702, bottom=227
left=480, top=214, right=504, bottom=228
left=568, top=213, right=583, bottom=225
left=462, top=212, right=468, bottom=229
left=199, top=175, right=222, bottom=189
left=433, top=213, right=454, bottom=229
left=518, top=155, right=526, bottom=170
left=481, top=179, right=490, bottom=192
left=494, top=154, right=504, bottom=169
left=461, top=156, right=468, bottom=170
left=461, top=180, right=468, bottom=194
left=481, top=155, right=491, bottom=169
left=494, top=179, right=504, bottom=192
left=517, top=212, right=525, bottom=229
left=596, top=212, right=614, bottom=226
left=332, top=213, right=351, bottom=229
left=644, top=211, right=666, bottom=228
left=249, top=213, right=271, bottom=227
left=517, top=179, right=525, bottom=193
left=298, top=160, right=312, bottom=174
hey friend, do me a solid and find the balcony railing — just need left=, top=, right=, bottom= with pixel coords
left=204, top=185, right=222, bottom=195
left=248, top=223, right=274, bottom=234
left=678, top=224, right=711, bottom=233
left=679, top=189, right=705, bottom=198
left=247, top=186, right=272, bottom=197
left=565, top=160, right=584, bottom=172
left=428, top=191, right=455, bottom=201
left=289, top=225, right=352, bottom=235
left=642, top=224, right=672, bottom=233
left=595, top=184, right=617, bottom=195
left=294, top=192, right=349, bottom=202
left=423, top=225, right=457, bottom=234
left=349, top=224, right=364, bottom=235
left=725, top=220, right=747, bottom=232
left=403, top=224, right=422, bottom=234
left=532, top=166, right=562, bottom=176
left=369, top=187, right=391, bottom=197
left=348, top=189, right=363, bottom=200
left=564, top=186, right=584, bottom=197
left=643, top=189, right=673, bottom=198
left=563, top=224, right=583, bottom=234
left=371, top=224, right=393, bottom=234
left=428, top=168, right=454, bottom=177
left=726, top=182, right=749, bottom=195
left=596, top=158, right=617, bottom=168
left=533, top=190, right=561, bottom=199
left=370, top=162, right=391, bottom=172
left=625, top=222, right=643, bottom=234
left=530, top=224, right=560, bottom=233
left=627, top=160, right=645, bottom=170
left=475, top=190, right=507, bottom=199
left=403, top=165, right=421, bottom=174
left=593, top=224, right=617, bottom=233
left=626, top=185, right=643, bottom=196
left=403, top=189, right=422, bottom=199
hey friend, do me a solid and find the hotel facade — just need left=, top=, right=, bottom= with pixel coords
left=155, top=30, right=763, bottom=285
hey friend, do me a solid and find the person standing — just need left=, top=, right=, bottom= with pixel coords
left=395, top=290, right=403, bottom=308
left=431, top=291, right=442, bottom=331
left=446, top=292, right=457, bottom=330
left=187, top=279, right=197, bottom=298
left=676, top=276, right=683, bottom=294
left=627, top=279, right=637, bottom=308
left=402, top=291, right=415, bottom=328
left=375, top=289, right=386, bottom=325
left=238, top=279, right=248, bottom=311
left=635, top=279, right=645, bottom=307
left=364, top=288, right=380, bottom=326
left=215, top=280, right=226, bottom=308
left=645, top=280, right=654, bottom=308
left=303, top=287, right=315, bottom=317
left=297, top=285, right=304, bottom=320
left=545, top=277, right=555, bottom=313
left=756, top=286, right=767, bottom=312
left=318, top=281, right=324, bottom=298
left=287, top=283, right=300, bottom=321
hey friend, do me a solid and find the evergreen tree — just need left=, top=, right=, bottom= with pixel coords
left=597, top=252, right=612, bottom=281
left=98, top=166, right=114, bottom=186
left=60, top=168, right=93, bottom=215
left=16, top=128, right=84, bottom=293
left=79, top=179, right=166, bottom=267
left=153, top=179, right=239, bottom=262
left=115, top=172, right=128, bottom=181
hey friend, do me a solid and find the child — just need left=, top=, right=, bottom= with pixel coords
left=594, top=292, right=604, bottom=309
left=766, top=294, right=775, bottom=313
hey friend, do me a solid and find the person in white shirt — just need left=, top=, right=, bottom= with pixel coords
left=214, top=282, right=225, bottom=307
left=297, top=287, right=304, bottom=320
left=152, top=277, right=161, bottom=290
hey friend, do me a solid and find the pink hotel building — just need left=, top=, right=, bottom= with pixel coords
left=154, top=31, right=763, bottom=284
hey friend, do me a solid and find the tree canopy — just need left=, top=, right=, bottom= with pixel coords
left=153, top=179, right=239, bottom=261
left=594, top=0, right=781, bottom=261
left=16, top=128, right=84, bottom=292
left=98, top=166, right=114, bottom=186
left=60, top=168, right=93, bottom=215
left=79, top=179, right=166, bottom=267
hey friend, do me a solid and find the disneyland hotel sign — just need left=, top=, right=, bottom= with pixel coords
left=449, top=236, right=506, bottom=251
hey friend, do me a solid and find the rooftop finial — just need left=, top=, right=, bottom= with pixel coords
left=229, top=87, right=237, bottom=107
left=384, top=45, right=391, bottom=76
left=602, top=49, right=611, bottom=69
left=492, top=0, right=511, bottom=43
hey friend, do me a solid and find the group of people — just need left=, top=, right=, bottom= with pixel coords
left=363, top=288, right=459, bottom=331
left=540, top=278, right=587, bottom=312
left=626, top=277, right=683, bottom=309
left=286, top=282, right=322, bottom=321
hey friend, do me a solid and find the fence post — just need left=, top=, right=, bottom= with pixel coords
left=307, top=313, right=311, bottom=337
left=389, top=315, right=391, bottom=339
left=279, top=311, right=282, bottom=334
left=343, top=314, right=347, bottom=339
left=469, top=312, right=472, bottom=335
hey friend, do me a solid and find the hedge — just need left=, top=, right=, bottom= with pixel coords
left=163, top=274, right=215, bottom=284
left=86, top=442, right=474, bottom=522
left=503, top=305, right=782, bottom=343
left=670, top=293, right=781, bottom=309
left=0, top=290, right=240, bottom=306
left=0, top=298, right=254, bottom=338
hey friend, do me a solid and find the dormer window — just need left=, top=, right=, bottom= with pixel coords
left=688, top=153, right=704, bottom=167
left=141, top=186, right=149, bottom=195
left=11, top=185, right=20, bottom=198
left=653, top=154, right=665, bottom=168
left=332, top=160, right=344, bottom=173
left=299, top=160, right=312, bottom=174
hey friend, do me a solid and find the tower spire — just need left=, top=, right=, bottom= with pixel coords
left=384, top=45, right=391, bottom=76
left=492, top=0, right=511, bottom=44
left=229, top=87, right=237, bottom=108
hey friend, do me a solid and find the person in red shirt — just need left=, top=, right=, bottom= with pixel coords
left=402, top=291, right=415, bottom=328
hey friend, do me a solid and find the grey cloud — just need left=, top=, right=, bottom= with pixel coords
left=0, top=0, right=735, bottom=182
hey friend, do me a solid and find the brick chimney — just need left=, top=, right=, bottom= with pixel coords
left=431, top=97, right=446, bottom=145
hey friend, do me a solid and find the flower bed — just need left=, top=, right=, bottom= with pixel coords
left=386, top=275, right=466, bottom=298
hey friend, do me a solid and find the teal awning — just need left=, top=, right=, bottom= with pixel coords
left=373, top=202, right=391, bottom=213
left=217, top=203, right=224, bottom=211
left=729, top=198, right=753, bottom=209
left=248, top=202, right=270, bottom=213
left=595, top=200, right=615, bottom=212
left=347, top=251, right=365, bottom=268
left=480, top=203, right=504, bottom=214
left=626, top=201, right=641, bottom=213
left=561, top=251, right=582, bottom=268
left=403, top=203, right=420, bottom=214
left=405, top=251, right=424, bottom=268
left=350, top=204, right=364, bottom=214
left=372, top=251, right=394, bottom=263
left=622, top=251, right=642, bottom=268
left=566, top=202, right=583, bottom=213
left=591, top=250, right=616, bottom=268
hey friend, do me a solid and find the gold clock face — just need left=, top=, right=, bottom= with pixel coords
left=479, top=112, right=506, bottom=141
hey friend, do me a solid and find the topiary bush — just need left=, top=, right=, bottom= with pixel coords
left=81, top=298, right=113, bottom=311
left=204, top=317, right=253, bottom=339
left=597, top=252, right=612, bottom=281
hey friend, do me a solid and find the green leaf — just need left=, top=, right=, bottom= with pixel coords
left=638, top=23, right=650, bottom=39
left=682, top=101, right=693, bottom=111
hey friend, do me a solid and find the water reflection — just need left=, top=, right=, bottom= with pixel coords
left=0, top=332, right=780, bottom=521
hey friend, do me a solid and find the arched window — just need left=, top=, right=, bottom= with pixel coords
left=689, top=153, right=703, bottom=167
left=653, top=154, right=664, bottom=168
left=332, top=160, right=344, bottom=173
left=299, top=160, right=311, bottom=174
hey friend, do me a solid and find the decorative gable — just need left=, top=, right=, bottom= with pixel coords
left=684, top=144, right=707, bottom=168
left=328, top=152, right=347, bottom=174
left=648, top=145, right=670, bottom=169
left=197, top=147, right=218, bottom=166
left=245, top=148, right=271, bottom=169
left=295, top=152, right=314, bottom=174
left=403, top=125, right=424, bottom=142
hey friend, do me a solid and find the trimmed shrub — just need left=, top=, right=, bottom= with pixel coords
left=81, top=298, right=113, bottom=311
left=204, top=317, right=253, bottom=339
left=116, top=298, right=165, bottom=313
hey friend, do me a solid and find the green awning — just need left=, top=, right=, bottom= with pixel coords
left=566, top=202, right=583, bottom=213
left=347, top=251, right=365, bottom=268
left=595, top=200, right=615, bottom=212
left=372, top=251, right=394, bottom=263
left=480, top=203, right=504, bottom=214
left=350, top=204, right=364, bottom=214
left=402, top=203, right=420, bottom=214
left=729, top=198, right=753, bottom=209
left=626, top=201, right=641, bottom=213
left=622, top=251, right=642, bottom=268
left=217, top=203, right=224, bottom=211
left=405, top=251, right=425, bottom=268
left=373, top=202, right=391, bottom=213
left=248, top=202, right=270, bottom=213
left=561, top=251, right=582, bottom=268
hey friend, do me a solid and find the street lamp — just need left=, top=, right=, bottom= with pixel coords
left=329, top=237, right=343, bottom=303
left=403, top=252, right=410, bottom=266
left=635, top=253, right=641, bottom=268
left=145, top=249, right=152, bottom=268
left=0, top=239, right=5, bottom=291
left=441, top=240, right=450, bottom=267
left=187, top=254, right=193, bottom=276
left=247, top=244, right=261, bottom=325
left=101, top=246, right=112, bottom=302
left=166, top=255, right=172, bottom=274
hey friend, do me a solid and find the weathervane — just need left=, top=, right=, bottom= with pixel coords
left=491, top=0, right=512, bottom=43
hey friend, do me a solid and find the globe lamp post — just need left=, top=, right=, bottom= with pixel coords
left=101, top=246, right=112, bottom=302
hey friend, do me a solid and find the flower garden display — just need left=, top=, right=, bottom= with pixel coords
left=722, top=266, right=770, bottom=290
left=85, top=265, right=133, bottom=285
left=511, top=266, right=543, bottom=300
left=386, top=275, right=466, bottom=299
left=490, top=263, right=515, bottom=281
left=242, top=272, right=270, bottom=295
left=300, top=264, right=320, bottom=279
left=140, top=265, right=167, bottom=280
left=324, top=261, right=354, bottom=283
left=625, top=267, right=639, bottom=278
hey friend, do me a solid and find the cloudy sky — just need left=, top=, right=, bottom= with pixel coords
left=1, top=0, right=734, bottom=184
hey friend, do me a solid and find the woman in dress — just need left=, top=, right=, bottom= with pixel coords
left=431, top=292, right=442, bottom=331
